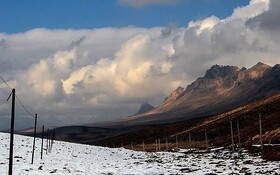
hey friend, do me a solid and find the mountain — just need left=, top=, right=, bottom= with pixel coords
left=135, top=103, right=155, bottom=115
left=19, top=62, right=280, bottom=150
left=95, top=93, right=280, bottom=155
left=116, top=62, right=280, bottom=125
left=163, top=86, right=184, bottom=105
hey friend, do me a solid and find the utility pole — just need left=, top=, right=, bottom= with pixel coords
left=259, top=113, right=263, bottom=150
left=41, top=125, right=44, bottom=159
left=31, top=114, right=37, bottom=164
left=237, top=120, right=241, bottom=150
left=50, top=129, right=55, bottom=151
left=46, top=128, right=49, bottom=154
left=230, top=120, right=234, bottom=152
left=8, top=88, right=15, bottom=175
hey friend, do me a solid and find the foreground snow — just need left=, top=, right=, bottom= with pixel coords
left=0, top=133, right=279, bottom=175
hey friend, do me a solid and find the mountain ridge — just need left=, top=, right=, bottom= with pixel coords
left=119, top=62, right=280, bottom=125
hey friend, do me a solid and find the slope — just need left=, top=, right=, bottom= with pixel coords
left=95, top=93, right=280, bottom=153
left=116, top=62, right=280, bottom=125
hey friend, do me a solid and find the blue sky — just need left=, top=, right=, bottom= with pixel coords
left=0, top=0, right=250, bottom=33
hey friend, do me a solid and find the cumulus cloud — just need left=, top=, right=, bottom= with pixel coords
left=246, top=0, right=280, bottom=33
left=0, top=0, right=279, bottom=129
left=119, top=0, right=179, bottom=7
left=188, top=16, right=220, bottom=35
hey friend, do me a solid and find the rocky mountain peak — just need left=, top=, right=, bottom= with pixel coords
left=251, top=62, right=271, bottom=69
left=136, top=102, right=155, bottom=115
left=164, top=86, right=184, bottom=103
left=204, top=65, right=239, bottom=79
left=271, top=64, right=280, bottom=72
left=247, top=62, right=271, bottom=79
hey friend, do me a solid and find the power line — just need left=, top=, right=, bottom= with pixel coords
left=15, top=95, right=35, bottom=118
left=0, top=75, right=35, bottom=118
left=0, top=75, right=12, bottom=90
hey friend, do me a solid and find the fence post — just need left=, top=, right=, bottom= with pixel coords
left=205, top=130, right=208, bottom=150
left=158, top=139, right=161, bottom=151
left=142, top=141, right=145, bottom=151
left=50, top=129, right=55, bottom=151
left=188, top=133, right=192, bottom=149
left=259, top=113, right=263, bottom=150
left=165, top=138, right=168, bottom=151
left=48, top=129, right=51, bottom=152
left=155, top=139, right=158, bottom=152
left=8, top=88, right=15, bottom=175
left=237, top=120, right=241, bottom=150
left=131, top=142, right=133, bottom=150
left=41, top=125, right=44, bottom=159
left=31, top=114, right=37, bottom=164
left=230, top=120, right=234, bottom=152
left=176, top=135, right=178, bottom=151
left=46, top=128, right=49, bottom=154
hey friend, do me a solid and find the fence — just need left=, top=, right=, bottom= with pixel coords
left=105, top=115, right=266, bottom=153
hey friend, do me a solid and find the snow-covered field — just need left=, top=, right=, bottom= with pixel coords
left=0, top=132, right=279, bottom=175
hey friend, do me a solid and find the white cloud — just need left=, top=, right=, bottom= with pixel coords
left=188, top=16, right=220, bottom=35
left=119, top=0, right=179, bottom=7
left=0, top=0, right=279, bottom=129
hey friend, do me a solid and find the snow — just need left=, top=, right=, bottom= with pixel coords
left=0, top=132, right=279, bottom=175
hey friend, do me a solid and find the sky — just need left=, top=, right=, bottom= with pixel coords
left=0, top=0, right=279, bottom=130
left=0, top=0, right=249, bottom=33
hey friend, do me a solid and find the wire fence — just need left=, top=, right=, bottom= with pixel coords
left=103, top=115, right=270, bottom=154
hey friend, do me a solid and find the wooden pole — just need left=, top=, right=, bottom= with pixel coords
left=131, top=142, right=133, bottom=150
left=50, top=129, right=55, bottom=151
left=205, top=130, right=208, bottom=150
left=165, top=138, right=168, bottom=151
left=8, top=88, right=15, bottom=175
left=48, top=132, right=51, bottom=152
left=158, top=139, right=161, bottom=151
left=46, top=128, right=49, bottom=154
left=41, top=125, right=44, bottom=159
left=155, top=139, right=158, bottom=152
left=142, top=141, right=145, bottom=151
left=31, top=114, right=37, bottom=164
left=259, top=113, right=263, bottom=150
left=237, top=120, right=241, bottom=150
left=188, top=133, right=192, bottom=149
left=230, top=120, right=234, bottom=151
left=176, top=135, right=178, bottom=150
left=48, top=129, right=52, bottom=153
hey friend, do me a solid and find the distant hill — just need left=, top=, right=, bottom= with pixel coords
left=135, top=103, right=155, bottom=115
